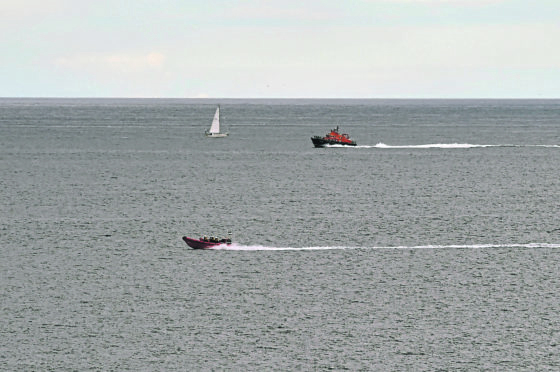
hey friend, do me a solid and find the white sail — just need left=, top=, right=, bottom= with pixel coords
left=208, top=106, right=220, bottom=134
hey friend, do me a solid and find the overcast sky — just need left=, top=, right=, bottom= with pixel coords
left=1, top=0, right=559, bottom=98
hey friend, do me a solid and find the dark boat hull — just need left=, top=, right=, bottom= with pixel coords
left=182, top=236, right=231, bottom=249
left=311, top=136, right=357, bottom=148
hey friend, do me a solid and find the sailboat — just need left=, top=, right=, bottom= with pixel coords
left=205, top=105, right=228, bottom=137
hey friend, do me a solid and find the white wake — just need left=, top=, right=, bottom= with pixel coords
left=353, top=143, right=560, bottom=149
left=210, top=242, right=560, bottom=251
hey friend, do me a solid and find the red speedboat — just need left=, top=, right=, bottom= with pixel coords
left=311, top=126, right=356, bottom=147
left=182, top=236, right=232, bottom=249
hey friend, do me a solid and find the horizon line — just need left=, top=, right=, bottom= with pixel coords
left=1, top=96, right=559, bottom=100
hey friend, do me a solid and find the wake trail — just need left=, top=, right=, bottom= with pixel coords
left=326, top=143, right=560, bottom=149
left=211, top=242, right=560, bottom=251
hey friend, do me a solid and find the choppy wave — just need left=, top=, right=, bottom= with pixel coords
left=211, top=242, right=560, bottom=251
left=352, top=143, right=560, bottom=149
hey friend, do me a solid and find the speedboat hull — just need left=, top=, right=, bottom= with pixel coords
left=182, top=236, right=231, bottom=249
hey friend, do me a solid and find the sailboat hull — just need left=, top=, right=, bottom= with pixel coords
left=205, top=132, right=228, bottom=138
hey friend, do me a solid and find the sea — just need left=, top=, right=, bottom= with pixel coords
left=1, top=98, right=559, bottom=370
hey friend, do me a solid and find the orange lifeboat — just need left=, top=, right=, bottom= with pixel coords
left=311, top=126, right=356, bottom=147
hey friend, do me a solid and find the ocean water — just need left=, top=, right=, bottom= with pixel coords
left=1, top=98, right=560, bottom=370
